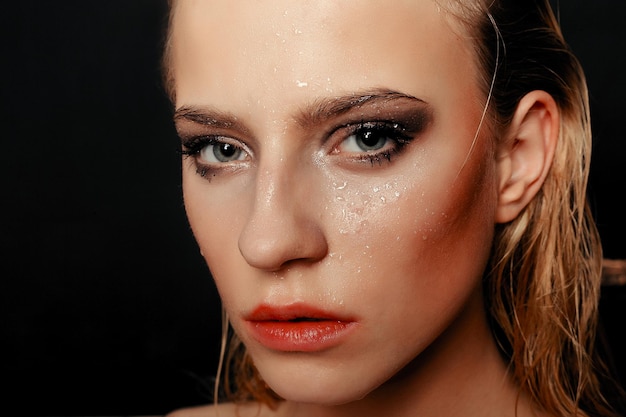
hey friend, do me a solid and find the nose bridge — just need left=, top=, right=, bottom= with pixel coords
left=251, top=138, right=301, bottom=221
left=238, top=147, right=327, bottom=271
left=255, top=158, right=290, bottom=215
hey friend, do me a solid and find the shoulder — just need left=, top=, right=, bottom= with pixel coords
left=165, top=401, right=286, bottom=417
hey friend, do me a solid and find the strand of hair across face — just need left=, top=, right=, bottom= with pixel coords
left=213, top=309, right=230, bottom=414
left=454, top=11, right=502, bottom=181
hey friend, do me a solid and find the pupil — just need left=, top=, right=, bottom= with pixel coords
left=216, top=143, right=237, bottom=159
left=360, top=131, right=384, bottom=149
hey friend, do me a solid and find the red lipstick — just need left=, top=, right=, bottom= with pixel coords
left=245, top=303, right=356, bottom=352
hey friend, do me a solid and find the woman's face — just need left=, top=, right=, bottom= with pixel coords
left=172, top=0, right=499, bottom=405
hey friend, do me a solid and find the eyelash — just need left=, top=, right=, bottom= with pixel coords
left=336, top=121, right=414, bottom=166
left=180, top=135, right=251, bottom=178
left=179, top=120, right=417, bottom=178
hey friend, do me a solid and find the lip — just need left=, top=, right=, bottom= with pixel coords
left=244, top=303, right=357, bottom=352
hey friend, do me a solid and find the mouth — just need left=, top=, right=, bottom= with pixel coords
left=244, top=303, right=357, bottom=352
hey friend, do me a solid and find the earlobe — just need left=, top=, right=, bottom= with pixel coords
left=495, top=90, right=559, bottom=223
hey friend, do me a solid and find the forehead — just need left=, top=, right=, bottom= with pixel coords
left=170, top=0, right=478, bottom=111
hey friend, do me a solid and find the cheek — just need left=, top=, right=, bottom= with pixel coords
left=181, top=170, right=252, bottom=300
left=326, top=145, right=496, bottom=261
left=325, top=141, right=497, bottom=310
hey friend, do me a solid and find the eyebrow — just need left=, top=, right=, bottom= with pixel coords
left=296, top=88, right=427, bottom=128
left=174, top=106, right=250, bottom=134
left=173, top=88, right=428, bottom=131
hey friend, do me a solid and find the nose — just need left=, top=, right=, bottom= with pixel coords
left=238, top=161, right=328, bottom=272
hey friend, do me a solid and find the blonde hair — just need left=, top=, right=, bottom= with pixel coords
left=162, top=0, right=623, bottom=415
left=441, top=1, right=622, bottom=415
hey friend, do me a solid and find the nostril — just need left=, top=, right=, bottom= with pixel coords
left=238, top=213, right=328, bottom=272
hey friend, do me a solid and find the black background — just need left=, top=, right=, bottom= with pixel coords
left=2, top=1, right=625, bottom=416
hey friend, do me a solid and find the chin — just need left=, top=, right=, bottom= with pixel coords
left=262, top=369, right=380, bottom=406
left=274, top=387, right=370, bottom=406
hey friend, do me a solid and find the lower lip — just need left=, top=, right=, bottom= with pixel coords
left=246, top=320, right=357, bottom=352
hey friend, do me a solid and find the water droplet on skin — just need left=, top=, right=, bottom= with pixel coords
left=324, top=77, right=334, bottom=93
left=296, top=80, right=308, bottom=87
left=272, top=271, right=286, bottom=280
left=334, top=181, right=347, bottom=190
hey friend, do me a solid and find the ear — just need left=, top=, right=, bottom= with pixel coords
left=495, top=90, right=559, bottom=224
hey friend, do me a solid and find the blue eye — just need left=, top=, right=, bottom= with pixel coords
left=336, top=122, right=412, bottom=165
left=341, top=122, right=397, bottom=153
left=200, top=142, right=246, bottom=163
left=180, top=135, right=250, bottom=178
left=181, top=136, right=248, bottom=163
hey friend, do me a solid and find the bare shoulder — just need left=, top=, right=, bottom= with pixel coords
left=166, top=401, right=286, bottom=417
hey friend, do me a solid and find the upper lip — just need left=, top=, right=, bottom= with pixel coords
left=245, top=302, right=353, bottom=322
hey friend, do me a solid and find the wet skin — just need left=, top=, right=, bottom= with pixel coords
left=169, top=0, right=526, bottom=414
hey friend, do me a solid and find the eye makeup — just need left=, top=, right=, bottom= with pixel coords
left=179, top=135, right=252, bottom=178
left=324, top=103, right=432, bottom=168
left=175, top=89, right=433, bottom=179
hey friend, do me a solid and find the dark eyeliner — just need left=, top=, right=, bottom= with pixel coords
left=177, top=136, right=214, bottom=178
left=179, top=135, right=218, bottom=156
left=178, top=134, right=250, bottom=180
left=337, top=113, right=427, bottom=166
left=358, top=123, right=409, bottom=163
